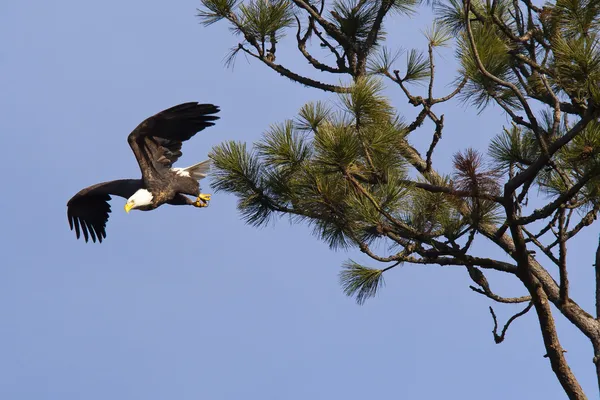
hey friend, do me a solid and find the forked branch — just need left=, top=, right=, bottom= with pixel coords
left=489, top=302, right=534, bottom=343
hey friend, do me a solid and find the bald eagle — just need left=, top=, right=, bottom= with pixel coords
left=66, top=102, right=220, bottom=243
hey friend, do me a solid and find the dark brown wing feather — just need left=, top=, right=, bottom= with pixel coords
left=66, top=179, right=143, bottom=243
left=127, top=102, right=220, bottom=181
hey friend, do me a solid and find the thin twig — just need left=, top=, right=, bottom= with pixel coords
left=516, top=171, right=596, bottom=225
left=409, top=179, right=505, bottom=204
left=489, top=302, right=534, bottom=343
left=290, top=0, right=356, bottom=51
left=432, top=76, right=468, bottom=104
left=295, top=15, right=347, bottom=74
left=470, top=286, right=532, bottom=303
left=522, top=226, right=560, bottom=266
left=237, top=45, right=349, bottom=93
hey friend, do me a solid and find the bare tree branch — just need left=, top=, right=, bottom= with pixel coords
left=471, top=286, right=532, bottom=303
left=238, top=45, right=349, bottom=92
left=403, top=255, right=519, bottom=273
left=522, top=226, right=561, bottom=266
left=432, top=76, right=468, bottom=104
left=295, top=15, right=348, bottom=74
left=524, top=273, right=585, bottom=398
left=558, top=208, right=569, bottom=303
left=409, top=180, right=504, bottom=203
left=489, top=302, right=534, bottom=343
left=554, top=204, right=600, bottom=244
left=362, top=0, right=393, bottom=54
left=516, top=171, right=596, bottom=225
left=478, top=223, right=598, bottom=341
left=290, top=0, right=356, bottom=51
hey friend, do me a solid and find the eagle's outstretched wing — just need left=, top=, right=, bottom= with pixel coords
left=67, top=179, right=143, bottom=243
left=127, top=102, right=220, bottom=182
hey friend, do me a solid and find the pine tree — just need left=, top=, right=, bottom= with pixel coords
left=198, top=1, right=600, bottom=397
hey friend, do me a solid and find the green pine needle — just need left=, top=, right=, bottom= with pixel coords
left=197, top=0, right=242, bottom=26
left=553, top=0, right=600, bottom=38
left=367, top=47, right=404, bottom=75
left=329, top=1, right=381, bottom=43
left=210, top=141, right=261, bottom=193
left=238, top=0, right=295, bottom=42
left=424, top=22, right=452, bottom=47
left=256, top=120, right=312, bottom=170
left=390, top=0, right=419, bottom=16
left=340, top=76, right=394, bottom=122
left=488, top=125, right=539, bottom=171
left=456, top=23, right=516, bottom=110
left=296, top=101, right=332, bottom=132
left=224, top=45, right=244, bottom=69
left=403, top=49, right=430, bottom=83
left=434, top=0, right=470, bottom=35
left=314, top=123, right=361, bottom=169
left=209, top=141, right=276, bottom=226
left=552, top=34, right=600, bottom=102
left=339, top=260, right=385, bottom=305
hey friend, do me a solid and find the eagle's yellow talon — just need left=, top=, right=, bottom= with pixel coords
left=194, top=193, right=211, bottom=207
left=198, top=193, right=211, bottom=202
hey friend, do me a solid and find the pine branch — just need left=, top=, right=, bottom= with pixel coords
left=488, top=91, right=534, bottom=131
left=470, top=286, right=532, bottom=303
left=539, top=73, right=562, bottom=138
left=431, top=76, right=468, bottom=104
left=516, top=169, right=597, bottom=225
left=197, top=0, right=241, bottom=26
left=505, top=110, right=597, bottom=196
left=425, top=114, right=444, bottom=172
left=409, top=180, right=504, bottom=203
left=553, top=203, right=600, bottom=243
left=237, top=44, right=350, bottom=92
left=401, top=254, right=519, bottom=273
left=355, top=238, right=413, bottom=263
left=312, top=24, right=345, bottom=63
left=463, top=0, right=542, bottom=136
left=478, top=222, right=599, bottom=341
left=520, top=267, right=586, bottom=397
left=558, top=208, right=569, bottom=304
left=361, top=0, right=395, bottom=55
left=290, top=0, right=357, bottom=52
left=522, top=226, right=561, bottom=266
left=427, top=43, right=435, bottom=101
left=489, top=302, right=533, bottom=343
left=295, top=15, right=348, bottom=74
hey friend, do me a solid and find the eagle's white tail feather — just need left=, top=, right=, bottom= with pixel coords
left=172, top=160, right=211, bottom=180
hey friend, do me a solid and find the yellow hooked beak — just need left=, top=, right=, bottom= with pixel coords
left=124, top=202, right=134, bottom=214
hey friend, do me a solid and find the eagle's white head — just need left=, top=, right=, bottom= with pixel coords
left=124, top=189, right=153, bottom=213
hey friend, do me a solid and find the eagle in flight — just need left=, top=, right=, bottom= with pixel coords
left=66, top=102, right=220, bottom=243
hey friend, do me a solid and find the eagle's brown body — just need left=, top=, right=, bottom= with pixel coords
left=66, top=102, right=220, bottom=243
left=137, top=171, right=200, bottom=211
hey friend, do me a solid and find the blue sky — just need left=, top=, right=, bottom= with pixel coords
left=1, top=0, right=598, bottom=398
